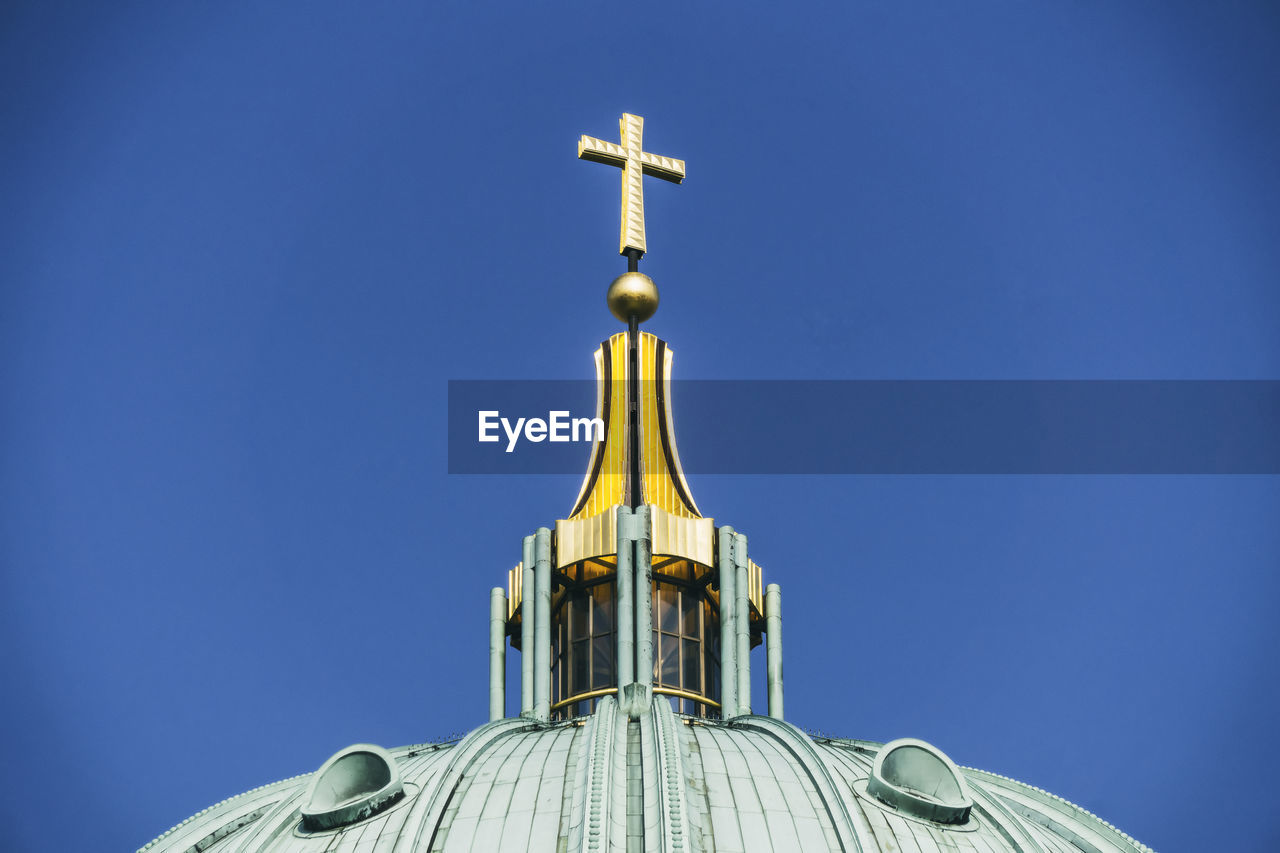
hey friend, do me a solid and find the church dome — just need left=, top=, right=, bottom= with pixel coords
left=139, top=696, right=1151, bottom=852
left=138, top=113, right=1152, bottom=853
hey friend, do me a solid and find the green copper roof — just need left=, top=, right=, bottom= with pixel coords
left=140, top=697, right=1152, bottom=853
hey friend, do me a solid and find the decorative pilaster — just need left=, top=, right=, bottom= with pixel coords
left=533, top=526, right=552, bottom=722
left=734, top=532, right=751, bottom=716
left=489, top=587, right=506, bottom=721
left=521, top=535, right=535, bottom=716
left=717, top=525, right=738, bottom=719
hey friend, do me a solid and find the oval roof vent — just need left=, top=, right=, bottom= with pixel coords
left=867, top=738, right=973, bottom=825
left=301, top=743, right=405, bottom=831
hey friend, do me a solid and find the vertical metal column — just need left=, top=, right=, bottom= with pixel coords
left=489, top=587, right=507, bottom=721
left=717, top=525, right=737, bottom=719
left=616, top=506, right=635, bottom=690
left=533, top=526, right=552, bottom=722
left=521, top=535, right=535, bottom=716
left=734, top=532, right=751, bottom=716
left=634, top=505, right=653, bottom=696
left=765, top=583, right=783, bottom=720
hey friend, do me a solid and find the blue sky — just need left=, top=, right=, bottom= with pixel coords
left=2, top=3, right=1278, bottom=851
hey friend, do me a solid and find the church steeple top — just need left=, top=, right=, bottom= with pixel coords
left=495, top=112, right=765, bottom=728
left=570, top=113, right=699, bottom=518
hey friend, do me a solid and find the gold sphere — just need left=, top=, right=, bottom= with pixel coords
left=606, top=272, right=660, bottom=324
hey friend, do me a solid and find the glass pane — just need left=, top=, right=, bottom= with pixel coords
left=572, top=639, right=588, bottom=694
left=592, top=583, right=614, bottom=634
left=659, top=585, right=679, bottom=633
left=592, top=635, right=614, bottom=689
left=652, top=631, right=659, bottom=681
left=571, top=591, right=588, bottom=638
left=705, top=602, right=718, bottom=653
left=680, top=637, right=701, bottom=691
left=661, top=634, right=680, bottom=684
left=682, top=590, right=699, bottom=636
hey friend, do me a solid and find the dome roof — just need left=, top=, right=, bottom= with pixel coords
left=139, top=694, right=1150, bottom=853
left=138, top=114, right=1151, bottom=853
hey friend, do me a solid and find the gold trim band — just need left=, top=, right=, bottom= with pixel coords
left=652, top=686, right=721, bottom=709
left=550, top=687, right=618, bottom=713
left=550, top=686, right=722, bottom=713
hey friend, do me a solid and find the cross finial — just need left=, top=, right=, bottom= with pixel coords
left=578, top=113, right=685, bottom=262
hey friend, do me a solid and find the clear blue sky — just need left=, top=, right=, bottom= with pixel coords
left=2, top=3, right=1278, bottom=852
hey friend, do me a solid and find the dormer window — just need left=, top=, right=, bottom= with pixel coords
left=866, top=738, right=973, bottom=825
left=300, top=744, right=405, bottom=831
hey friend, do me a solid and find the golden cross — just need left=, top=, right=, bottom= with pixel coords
left=578, top=113, right=685, bottom=258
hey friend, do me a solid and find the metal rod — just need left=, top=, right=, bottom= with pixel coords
left=734, top=532, right=751, bottom=716
left=556, top=686, right=720, bottom=716
left=652, top=686, right=721, bottom=709
left=718, top=525, right=737, bottom=719
left=765, top=583, right=783, bottom=720
left=616, top=506, right=635, bottom=690
left=521, top=535, right=535, bottom=715
left=627, top=325, right=640, bottom=506
left=634, top=505, right=653, bottom=700
left=533, top=526, right=552, bottom=722
left=625, top=247, right=641, bottom=273
left=489, top=587, right=507, bottom=721
left=550, top=686, right=619, bottom=713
